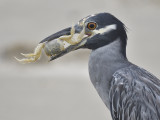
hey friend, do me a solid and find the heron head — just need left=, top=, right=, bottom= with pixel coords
left=40, top=13, right=127, bottom=61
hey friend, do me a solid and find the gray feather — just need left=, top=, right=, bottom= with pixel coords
left=89, top=39, right=160, bottom=120
left=110, top=65, right=160, bottom=120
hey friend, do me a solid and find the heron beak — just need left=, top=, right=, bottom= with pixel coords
left=39, top=27, right=72, bottom=43
left=40, top=24, right=89, bottom=61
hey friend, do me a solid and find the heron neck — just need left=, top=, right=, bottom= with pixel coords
left=88, top=38, right=129, bottom=108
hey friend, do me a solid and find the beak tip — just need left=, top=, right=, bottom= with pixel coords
left=49, top=55, right=57, bottom=61
left=49, top=57, right=53, bottom=61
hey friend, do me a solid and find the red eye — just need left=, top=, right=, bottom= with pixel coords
left=87, top=22, right=97, bottom=30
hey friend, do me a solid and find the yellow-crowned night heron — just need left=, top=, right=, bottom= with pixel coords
left=41, top=13, right=160, bottom=120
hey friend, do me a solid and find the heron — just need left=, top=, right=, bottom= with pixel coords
left=40, top=13, right=160, bottom=120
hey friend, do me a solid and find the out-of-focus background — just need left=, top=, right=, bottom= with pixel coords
left=0, top=0, right=160, bottom=120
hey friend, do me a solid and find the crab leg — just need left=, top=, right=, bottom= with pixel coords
left=59, top=24, right=85, bottom=45
left=15, top=43, right=45, bottom=63
left=15, top=57, right=37, bottom=63
left=20, top=43, right=45, bottom=58
left=74, top=24, right=85, bottom=44
left=59, top=25, right=75, bottom=45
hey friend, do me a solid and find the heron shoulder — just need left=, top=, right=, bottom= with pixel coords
left=109, top=64, right=160, bottom=120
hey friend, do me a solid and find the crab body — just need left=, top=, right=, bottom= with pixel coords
left=44, top=39, right=64, bottom=56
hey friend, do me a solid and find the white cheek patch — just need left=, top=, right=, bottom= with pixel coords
left=93, top=24, right=117, bottom=35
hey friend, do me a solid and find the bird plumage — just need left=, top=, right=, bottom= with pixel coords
left=42, top=12, right=160, bottom=120
left=110, top=65, right=160, bottom=120
left=89, top=38, right=160, bottom=120
left=89, top=39, right=129, bottom=108
left=84, top=13, right=160, bottom=120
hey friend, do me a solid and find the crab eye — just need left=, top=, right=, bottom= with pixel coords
left=87, top=22, right=97, bottom=30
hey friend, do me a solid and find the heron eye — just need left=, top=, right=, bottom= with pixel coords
left=87, top=22, right=97, bottom=30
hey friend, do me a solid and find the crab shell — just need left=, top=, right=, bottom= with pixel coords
left=43, top=39, right=65, bottom=56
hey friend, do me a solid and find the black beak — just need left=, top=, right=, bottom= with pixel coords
left=40, top=27, right=72, bottom=43
left=40, top=25, right=87, bottom=61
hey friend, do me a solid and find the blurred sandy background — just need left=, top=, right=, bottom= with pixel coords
left=0, top=0, right=160, bottom=120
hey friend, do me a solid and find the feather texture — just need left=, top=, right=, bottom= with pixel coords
left=110, top=65, right=160, bottom=120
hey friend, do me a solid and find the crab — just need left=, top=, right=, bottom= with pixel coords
left=15, top=24, right=86, bottom=64
left=59, top=24, right=85, bottom=45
